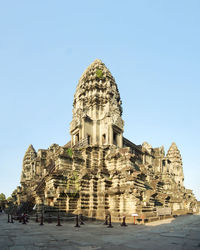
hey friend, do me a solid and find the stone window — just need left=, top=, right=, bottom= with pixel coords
left=113, top=131, right=117, bottom=146
left=75, top=133, right=79, bottom=143
left=42, top=152, right=46, bottom=159
left=102, top=134, right=106, bottom=144
left=88, top=135, right=91, bottom=145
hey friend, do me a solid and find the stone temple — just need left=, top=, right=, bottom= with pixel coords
left=13, top=59, right=198, bottom=222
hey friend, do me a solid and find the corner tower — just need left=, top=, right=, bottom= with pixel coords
left=20, top=144, right=37, bottom=186
left=167, top=142, right=184, bottom=186
left=70, top=59, right=124, bottom=148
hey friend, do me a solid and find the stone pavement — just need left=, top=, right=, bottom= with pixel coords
left=0, top=213, right=200, bottom=250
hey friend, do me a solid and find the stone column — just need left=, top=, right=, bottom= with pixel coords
left=108, top=125, right=113, bottom=145
left=80, top=119, right=83, bottom=141
left=118, top=133, right=123, bottom=148
left=93, top=121, right=97, bottom=145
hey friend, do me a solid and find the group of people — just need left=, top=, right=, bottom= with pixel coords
left=0, top=207, right=4, bottom=213
left=18, top=213, right=29, bottom=223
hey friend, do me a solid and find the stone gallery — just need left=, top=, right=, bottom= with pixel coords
left=13, top=59, right=198, bottom=222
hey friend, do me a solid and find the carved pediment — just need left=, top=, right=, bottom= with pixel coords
left=114, top=116, right=124, bottom=130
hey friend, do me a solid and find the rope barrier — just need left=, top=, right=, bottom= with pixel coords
left=28, top=215, right=77, bottom=220
left=5, top=213, right=133, bottom=228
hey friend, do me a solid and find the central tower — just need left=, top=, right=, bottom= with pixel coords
left=70, top=59, right=124, bottom=148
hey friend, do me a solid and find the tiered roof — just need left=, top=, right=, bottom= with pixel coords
left=73, top=59, right=122, bottom=115
left=167, top=142, right=182, bottom=166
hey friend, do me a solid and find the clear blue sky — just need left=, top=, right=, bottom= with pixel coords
left=0, top=0, right=199, bottom=200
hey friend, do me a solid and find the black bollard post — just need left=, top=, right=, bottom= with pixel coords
left=74, top=215, right=80, bottom=227
left=22, top=214, right=26, bottom=225
left=121, top=216, right=127, bottom=227
left=103, top=215, right=108, bottom=225
left=56, top=213, right=62, bottom=226
left=10, top=215, right=14, bottom=223
left=79, top=214, right=84, bottom=225
left=7, top=214, right=10, bottom=223
left=35, top=213, right=39, bottom=223
left=40, top=213, right=44, bottom=226
left=107, top=215, right=113, bottom=228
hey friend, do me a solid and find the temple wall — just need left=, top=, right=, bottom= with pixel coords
left=15, top=59, right=198, bottom=222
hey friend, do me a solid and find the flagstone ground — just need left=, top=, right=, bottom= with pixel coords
left=0, top=213, right=200, bottom=250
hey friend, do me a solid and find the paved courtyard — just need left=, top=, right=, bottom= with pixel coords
left=0, top=213, right=200, bottom=250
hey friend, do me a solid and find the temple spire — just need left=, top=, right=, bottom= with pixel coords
left=167, top=142, right=184, bottom=186
left=167, top=142, right=182, bottom=165
left=20, top=144, right=37, bottom=184
left=70, top=59, right=124, bottom=148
